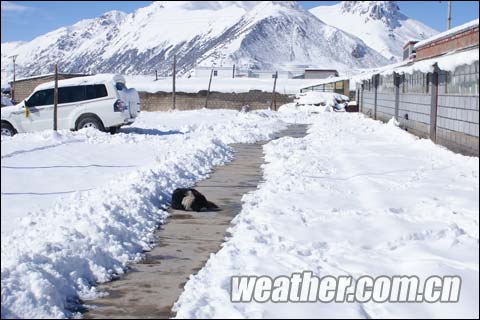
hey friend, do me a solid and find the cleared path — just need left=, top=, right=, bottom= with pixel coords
left=84, top=124, right=308, bottom=318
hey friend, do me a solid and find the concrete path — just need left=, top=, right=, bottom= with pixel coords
left=83, top=124, right=308, bottom=319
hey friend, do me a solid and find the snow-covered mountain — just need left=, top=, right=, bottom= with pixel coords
left=1, top=1, right=392, bottom=79
left=310, top=1, right=438, bottom=62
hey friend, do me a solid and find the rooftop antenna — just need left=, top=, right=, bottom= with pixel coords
left=440, top=1, right=452, bottom=30
left=447, top=0, right=452, bottom=30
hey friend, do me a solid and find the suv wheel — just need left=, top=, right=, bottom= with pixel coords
left=76, top=116, right=105, bottom=132
left=1, top=122, right=16, bottom=136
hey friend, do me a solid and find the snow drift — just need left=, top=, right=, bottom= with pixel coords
left=0, top=109, right=287, bottom=319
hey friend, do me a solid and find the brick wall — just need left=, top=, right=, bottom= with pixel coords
left=12, top=74, right=87, bottom=103
left=139, top=90, right=294, bottom=112
left=416, top=27, right=479, bottom=61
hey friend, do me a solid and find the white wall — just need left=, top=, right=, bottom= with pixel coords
left=194, top=67, right=234, bottom=78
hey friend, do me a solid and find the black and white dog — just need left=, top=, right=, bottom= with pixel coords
left=171, top=188, right=219, bottom=212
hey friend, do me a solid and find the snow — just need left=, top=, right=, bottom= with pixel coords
left=124, top=75, right=325, bottom=94
left=415, top=19, right=479, bottom=49
left=1, top=1, right=391, bottom=79
left=348, top=46, right=479, bottom=88
left=1, top=104, right=478, bottom=318
left=1, top=96, right=13, bottom=106
left=293, top=91, right=349, bottom=112
left=34, top=74, right=125, bottom=91
left=0, top=109, right=287, bottom=319
left=310, top=1, right=438, bottom=62
left=173, top=111, right=479, bottom=318
left=392, top=49, right=480, bottom=75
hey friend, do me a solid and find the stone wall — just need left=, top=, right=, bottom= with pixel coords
left=139, top=90, right=294, bottom=112
left=11, top=74, right=87, bottom=103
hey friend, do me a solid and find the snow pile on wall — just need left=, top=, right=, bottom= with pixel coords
left=1, top=95, right=13, bottom=106
left=125, top=75, right=324, bottom=95
left=295, top=91, right=349, bottom=106
left=173, top=112, right=479, bottom=318
left=0, top=109, right=287, bottom=318
left=352, top=47, right=479, bottom=85
left=277, top=91, right=350, bottom=113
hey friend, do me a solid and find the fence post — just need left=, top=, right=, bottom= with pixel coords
left=373, top=74, right=379, bottom=120
left=205, top=68, right=213, bottom=109
left=429, top=64, right=439, bottom=142
left=172, top=55, right=176, bottom=110
left=11, top=55, right=18, bottom=103
left=394, top=72, right=400, bottom=121
left=270, top=71, right=278, bottom=110
left=53, top=63, right=58, bottom=131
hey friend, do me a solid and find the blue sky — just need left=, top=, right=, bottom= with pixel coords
left=1, top=1, right=479, bottom=42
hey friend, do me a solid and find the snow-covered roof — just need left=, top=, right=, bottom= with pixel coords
left=353, top=46, right=479, bottom=84
left=195, top=66, right=233, bottom=70
left=304, top=69, right=338, bottom=72
left=34, top=74, right=125, bottom=91
left=300, top=76, right=350, bottom=91
left=12, top=73, right=88, bottom=83
left=402, top=40, right=419, bottom=49
left=414, top=18, right=479, bottom=49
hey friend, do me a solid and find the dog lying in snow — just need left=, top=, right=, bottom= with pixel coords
left=171, top=188, right=219, bottom=212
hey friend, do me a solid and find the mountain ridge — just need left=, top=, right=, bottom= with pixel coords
left=1, top=1, right=433, bottom=79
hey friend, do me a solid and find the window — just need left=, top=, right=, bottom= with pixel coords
left=58, top=86, right=85, bottom=104
left=57, top=85, right=108, bottom=104
left=213, top=70, right=218, bottom=77
left=86, top=85, right=108, bottom=100
left=446, top=62, right=479, bottom=95
left=27, top=89, right=54, bottom=107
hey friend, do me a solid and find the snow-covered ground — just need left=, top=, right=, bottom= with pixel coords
left=1, top=109, right=287, bottom=318
left=125, top=75, right=323, bottom=95
left=1, top=107, right=478, bottom=318
left=173, top=112, right=479, bottom=318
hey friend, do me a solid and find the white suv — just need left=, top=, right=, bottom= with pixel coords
left=1, top=74, right=140, bottom=136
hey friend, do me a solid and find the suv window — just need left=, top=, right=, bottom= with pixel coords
left=27, top=89, right=54, bottom=107
left=58, top=86, right=85, bottom=104
left=57, top=84, right=108, bottom=104
left=86, top=84, right=108, bottom=100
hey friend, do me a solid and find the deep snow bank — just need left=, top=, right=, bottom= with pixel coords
left=1, top=109, right=287, bottom=319
left=173, top=112, right=479, bottom=318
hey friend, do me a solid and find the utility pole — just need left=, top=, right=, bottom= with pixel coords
left=11, top=55, right=17, bottom=103
left=270, top=71, right=278, bottom=111
left=447, top=0, right=452, bottom=30
left=205, top=68, right=214, bottom=109
left=172, top=55, right=176, bottom=110
left=53, top=63, right=58, bottom=131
